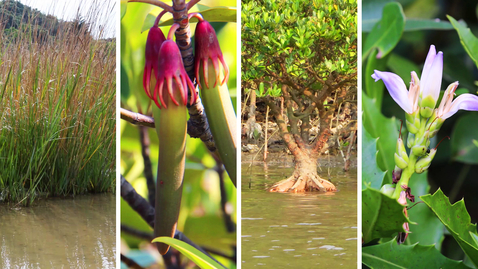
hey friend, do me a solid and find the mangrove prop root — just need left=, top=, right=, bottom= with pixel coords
left=269, top=175, right=337, bottom=193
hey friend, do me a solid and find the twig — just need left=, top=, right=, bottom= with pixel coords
left=139, top=126, right=155, bottom=206
left=121, top=107, right=219, bottom=156
left=121, top=174, right=155, bottom=227
left=201, top=245, right=236, bottom=262
left=121, top=225, right=154, bottom=240
left=214, top=163, right=236, bottom=233
left=121, top=108, right=155, bottom=128
left=121, top=254, right=145, bottom=269
left=121, top=174, right=226, bottom=267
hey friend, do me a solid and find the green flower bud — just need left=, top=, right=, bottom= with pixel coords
left=405, top=111, right=420, bottom=134
left=411, top=145, right=427, bottom=157
left=407, top=132, right=415, bottom=149
left=415, top=148, right=437, bottom=173
left=395, top=138, right=409, bottom=169
left=426, top=113, right=444, bottom=139
left=380, top=184, right=396, bottom=197
left=420, top=95, right=436, bottom=118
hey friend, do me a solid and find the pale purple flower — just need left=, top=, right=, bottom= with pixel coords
left=436, top=81, right=478, bottom=120
left=371, top=45, right=443, bottom=114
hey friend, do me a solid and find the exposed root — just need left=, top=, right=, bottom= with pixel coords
left=269, top=174, right=337, bottom=193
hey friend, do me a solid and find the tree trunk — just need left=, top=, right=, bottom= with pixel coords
left=269, top=149, right=336, bottom=193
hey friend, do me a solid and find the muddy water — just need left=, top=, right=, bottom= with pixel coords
left=242, top=158, right=357, bottom=268
left=0, top=194, right=115, bottom=268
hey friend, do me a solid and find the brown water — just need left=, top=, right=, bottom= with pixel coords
left=0, top=194, right=115, bottom=268
left=242, top=160, right=357, bottom=268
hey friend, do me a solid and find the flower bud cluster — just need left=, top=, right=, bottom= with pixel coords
left=142, top=13, right=229, bottom=109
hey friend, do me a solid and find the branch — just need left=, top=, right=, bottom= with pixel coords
left=139, top=126, right=155, bottom=206
left=214, top=163, right=235, bottom=233
left=187, top=0, right=201, bottom=10
left=121, top=108, right=155, bottom=128
left=121, top=174, right=226, bottom=267
left=128, top=0, right=174, bottom=13
left=121, top=107, right=218, bottom=156
left=121, top=174, right=155, bottom=227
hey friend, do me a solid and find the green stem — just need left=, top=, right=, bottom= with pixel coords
left=392, top=154, right=417, bottom=200
left=153, top=100, right=187, bottom=255
left=199, top=61, right=237, bottom=187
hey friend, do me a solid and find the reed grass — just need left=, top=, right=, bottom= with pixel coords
left=0, top=0, right=116, bottom=205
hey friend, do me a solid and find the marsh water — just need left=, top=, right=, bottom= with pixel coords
left=242, top=154, right=357, bottom=268
left=0, top=194, right=115, bottom=268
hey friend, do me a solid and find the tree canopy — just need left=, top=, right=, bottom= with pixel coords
left=242, top=0, right=357, bottom=98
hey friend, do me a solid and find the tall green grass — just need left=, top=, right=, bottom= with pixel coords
left=0, top=1, right=116, bottom=205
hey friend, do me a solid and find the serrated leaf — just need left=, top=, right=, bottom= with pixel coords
left=363, top=94, right=398, bottom=183
left=363, top=2, right=404, bottom=60
left=363, top=18, right=454, bottom=32
left=448, top=15, right=478, bottom=69
left=451, top=113, right=478, bottom=164
left=362, top=125, right=387, bottom=189
left=421, top=189, right=478, bottom=267
left=152, top=237, right=224, bottom=269
left=405, top=172, right=445, bottom=248
left=362, top=187, right=408, bottom=244
left=363, top=239, right=472, bottom=269
left=142, top=5, right=237, bottom=32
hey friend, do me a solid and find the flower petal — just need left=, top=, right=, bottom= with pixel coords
left=421, top=51, right=443, bottom=102
left=420, top=45, right=436, bottom=82
left=372, top=70, right=413, bottom=113
left=442, top=93, right=478, bottom=119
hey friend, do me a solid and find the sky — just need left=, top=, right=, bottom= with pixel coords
left=17, top=0, right=116, bottom=38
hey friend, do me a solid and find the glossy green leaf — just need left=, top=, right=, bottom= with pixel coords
left=421, top=189, right=478, bottom=267
left=405, top=171, right=445, bottom=248
left=362, top=187, right=408, bottom=244
left=152, top=237, right=224, bottom=269
left=363, top=18, right=453, bottom=33
left=363, top=94, right=399, bottom=183
left=121, top=0, right=127, bottom=20
left=142, top=5, right=237, bottom=32
left=448, top=15, right=478, bottom=69
left=363, top=239, right=472, bottom=269
left=364, top=48, right=388, bottom=106
left=451, top=113, right=478, bottom=164
left=363, top=2, right=404, bottom=60
left=362, top=125, right=387, bottom=189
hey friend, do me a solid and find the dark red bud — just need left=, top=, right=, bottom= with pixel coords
left=143, top=26, right=166, bottom=100
left=194, top=20, right=229, bottom=89
left=153, top=40, right=196, bottom=109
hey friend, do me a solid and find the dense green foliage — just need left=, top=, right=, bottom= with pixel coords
left=242, top=0, right=357, bottom=93
left=0, top=1, right=116, bottom=205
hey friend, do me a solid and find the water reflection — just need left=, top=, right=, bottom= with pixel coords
left=242, top=160, right=357, bottom=268
left=0, top=194, right=115, bottom=268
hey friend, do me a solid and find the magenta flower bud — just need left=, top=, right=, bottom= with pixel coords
left=153, top=39, right=197, bottom=109
left=194, top=20, right=229, bottom=89
left=143, top=26, right=166, bottom=100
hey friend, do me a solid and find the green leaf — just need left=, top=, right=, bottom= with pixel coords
left=362, top=187, right=408, bottom=244
left=448, top=15, right=478, bottom=69
left=121, top=0, right=127, bottom=21
left=363, top=2, right=405, bottom=61
left=362, top=125, right=387, bottom=189
left=473, top=139, right=478, bottom=148
left=363, top=239, right=472, bottom=269
left=421, top=189, right=478, bottom=267
left=364, top=48, right=388, bottom=106
left=451, top=113, right=478, bottom=164
left=405, top=171, right=445, bottom=248
left=363, top=94, right=399, bottom=183
left=142, top=5, right=237, bottom=32
left=363, top=18, right=454, bottom=32
left=152, top=237, right=224, bottom=269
